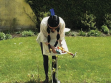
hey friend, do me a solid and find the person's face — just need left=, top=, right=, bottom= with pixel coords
left=49, top=25, right=59, bottom=33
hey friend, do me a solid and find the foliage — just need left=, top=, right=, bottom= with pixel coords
left=36, top=11, right=50, bottom=31
left=15, top=31, right=21, bottom=34
left=65, top=31, right=75, bottom=36
left=5, top=34, right=12, bottom=39
left=109, top=30, right=111, bottom=35
left=65, top=31, right=70, bottom=36
left=101, top=25, right=109, bottom=34
left=104, top=13, right=111, bottom=29
left=81, top=11, right=96, bottom=30
left=87, top=30, right=101, bottom=37
left=39, top=12, right=50, bottom=22
left=21, top=30, right=35, bottom=37
left=24, top=0, right=51, bottom=31
left=0, top=32, right=6, bottom=40
left=70, top=32, right=75, bottom=36
left=23, top=6, right=50, bottom=32
left=0, top=32, right=13, bottom=40
left=37, top=12, right=50, bottom=31
left=24, top=0, right=111, bottom=30
left=79, top=30, right=86, bottom=36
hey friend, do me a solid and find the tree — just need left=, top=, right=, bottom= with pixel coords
left=24, top=0, right=111, bottom=31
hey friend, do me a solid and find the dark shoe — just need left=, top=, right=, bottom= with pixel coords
left=53, top=78, right=60, bottom=83
left=53, top=78, right=57, bottom=83
left=43, top=78, right=49, bottom=83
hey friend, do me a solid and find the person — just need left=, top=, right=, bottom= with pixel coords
left=36, top=9, right=68, bottom=83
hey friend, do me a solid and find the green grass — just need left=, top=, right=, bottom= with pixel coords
left=0, top=36, right=111, bottom=83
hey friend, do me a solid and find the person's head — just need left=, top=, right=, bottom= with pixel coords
left=48, top=15, right=59, bottom=33
left=47, top=9, right=60, bottom=51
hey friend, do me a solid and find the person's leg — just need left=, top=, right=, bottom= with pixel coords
left=43, top=55, right=49, bottom=79
left=52, top=56, right=57, bottom=83
left=40, top=42, right=49, bottom=83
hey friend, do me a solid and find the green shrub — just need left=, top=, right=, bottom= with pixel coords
left=81, top=11, right=96, bottom=30
left=101, top=25, right=109, bottom=34
left=21, top=30, right=34, bottom=37
left=25, top=0, right=111, bottom=30
left=70, top=32, right=75, bottom=36
left=28, top=30, right=35, bottom=36
left=109, top=30, right=111, bottom=35
left=65, top=31, right=75, bottom=36
left=5, top=34, right=12, bottom=39
left=87, top=30, right=95, bottom=36
left=94, top=30, right=101, bottom=37
left=0, top=32, right=6, bottom=40
left=39, top=12, right=50, bottom=22
left=87, top=30, right=101, bottom=37
left=65, top=31, right=71, bottom=36
left=21, top=31, right=27, bottom=37
left=105, top=14, right=111, bottom=29
left=15, top=31, right=21, bottom=34
left=90, top=30, right=95, bottom=35
left=79, top=30, right=86, bottom=36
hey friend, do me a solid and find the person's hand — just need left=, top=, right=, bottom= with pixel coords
left=50, top=46, right=57, bottom=53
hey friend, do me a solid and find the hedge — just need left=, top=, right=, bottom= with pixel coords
left=25, top=0, right=111, bottom=31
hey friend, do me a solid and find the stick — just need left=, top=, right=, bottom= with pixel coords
left=57, top=47, right=76, bottom=58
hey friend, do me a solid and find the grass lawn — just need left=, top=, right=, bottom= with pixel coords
left=0, top=36, right=111, bottom=83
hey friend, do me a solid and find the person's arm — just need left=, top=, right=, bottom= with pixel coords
left=44, top=42, right=57, bottom=53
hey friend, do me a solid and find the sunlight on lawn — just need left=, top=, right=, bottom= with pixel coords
left=0, top=36, right=111, bottom=83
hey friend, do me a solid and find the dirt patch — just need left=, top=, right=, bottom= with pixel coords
left=11, top=34, right=22, bottom=38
